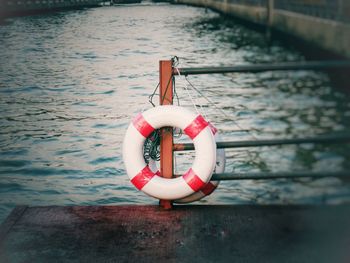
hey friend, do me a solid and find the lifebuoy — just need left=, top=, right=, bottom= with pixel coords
left=148, top=123, right=225, bottom=203
left=123, top=105, right=216, bottom=200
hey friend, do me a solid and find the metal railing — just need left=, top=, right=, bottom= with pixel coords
left=174, top=60, right=350, bottom=75
left=211, top=171, right=350, bottom=181
left=174, top=134, right=350, bottom=181
left=226, top=0, right=266, bottom=7
left=173, top=134, right=350, bottom=151
left=172, top=60, right=350, bottom=179
left=158, top=59, right=350, bottom=208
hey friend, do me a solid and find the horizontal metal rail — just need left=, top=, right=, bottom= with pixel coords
left=173, top=60, right=350, bottom=75
left=211, top=171, right=350, bottom=181
left=173, top=134, right=350, bottom=151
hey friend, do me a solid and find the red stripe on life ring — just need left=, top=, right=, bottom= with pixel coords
left=184, top=115, right=208, bottom=140
left=131, top=165, right=156, bottom=190
left=200, top=182, right=217, bottom=195
left=132, top=113, right=155, bottom=138
left=183, top=168, right=205, bottom=192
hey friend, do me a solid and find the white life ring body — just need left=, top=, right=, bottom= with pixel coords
left=148, top=123, right=225, bottom=203
left=123, top=105, right=216, bottom=200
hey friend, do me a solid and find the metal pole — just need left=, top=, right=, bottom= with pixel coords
left=159, top=60, right=174, bottom=210
left=337, top=0, right=343, bottom=21
left=173, top=134, right=350, bottom=151
left=266, top=0, right=274, bottom=39
left=173, top=60, right=350, bottom=75
left=211, top=171, right=350, bottom=181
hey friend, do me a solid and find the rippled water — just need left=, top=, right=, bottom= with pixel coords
left=0, top=3, right=350, bottom=223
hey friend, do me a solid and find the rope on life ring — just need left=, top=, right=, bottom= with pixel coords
left=148, top=123, right=225, bottom=203
left=123, top=105, right=216, bottom=200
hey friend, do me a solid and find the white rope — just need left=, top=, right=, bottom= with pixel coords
left=174, top=67, right=200, bottom=115
left=175, top=67, right=209, bottom=120
left=184, top=75, right=258, bottom=140
left=175, top=61, right=257, bottom=140
left=187, top=81, right=209, bottom=120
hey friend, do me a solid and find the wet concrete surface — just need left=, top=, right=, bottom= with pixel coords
left=0, top=205, right=350, bottom=263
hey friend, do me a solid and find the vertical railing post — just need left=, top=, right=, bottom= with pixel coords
left=159, top=60, right=174, bottom=209
left=266, top=0, right=274, bottom=40
left=337, top=0, right=343, bottom=22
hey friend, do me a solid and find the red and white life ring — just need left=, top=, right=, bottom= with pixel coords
left=148, top=123, right=225, bottom=203
left=123, top=105, right=216, bottom=200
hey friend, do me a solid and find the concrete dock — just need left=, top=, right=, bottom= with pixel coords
left=1, top=205, right=350, bottom=262
left=0, top=0, right=104, bottom=18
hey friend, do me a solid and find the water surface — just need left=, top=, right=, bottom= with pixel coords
left=0, top=3, right=350, bottom=223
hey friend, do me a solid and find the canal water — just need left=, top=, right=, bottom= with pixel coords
left=0, top=3, right=350, bottom=223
